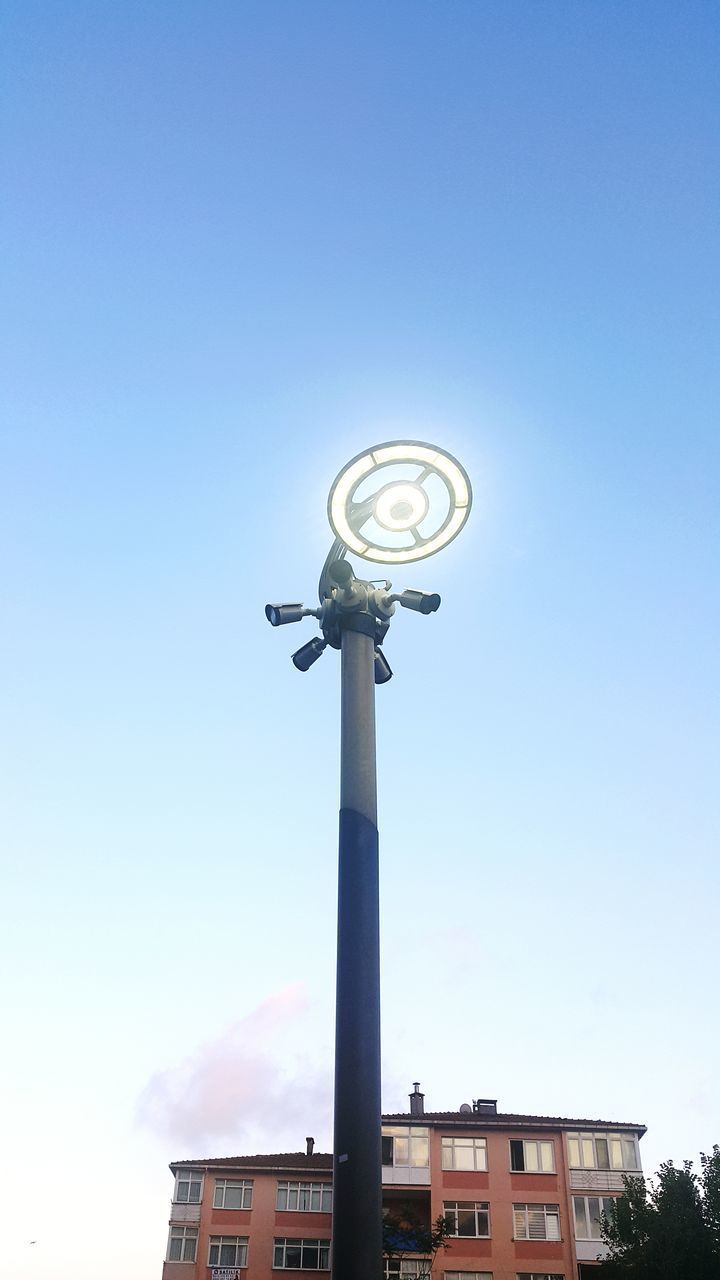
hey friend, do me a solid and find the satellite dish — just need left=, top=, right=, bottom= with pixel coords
left=459, top=1102, right=472, bottom=1113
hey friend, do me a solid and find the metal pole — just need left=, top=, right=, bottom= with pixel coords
left=332, top=624, right=382, bottom=1279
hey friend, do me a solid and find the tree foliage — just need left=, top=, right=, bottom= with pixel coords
left=382, top=1210, right=452, bottom=1278
left=597, top=1145, right=720, bottom=1280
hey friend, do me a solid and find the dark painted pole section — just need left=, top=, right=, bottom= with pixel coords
left=332, top=625, right=382, bottom=1280
left=332, top=808, right=382, bottom=1277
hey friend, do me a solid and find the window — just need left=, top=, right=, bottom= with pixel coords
left=173, top=1169, right=203, bottom=1204
left=385, top=1262, right=428, bottom=1278
left=445, top=1273, right=493, bottom=1279
left=442, top=1137, right=488, bottom=1171
left=277, top=1181, right=332, bottom=1212
left=208, top=1236, right=249, bottom=1267
left=567, top=1133, right=638, bottom=1171
left=214, top=1179, right=253, bottom=1209
left=513, top=1204, right=560, bottom=1241
left=167, top=1226, right=198, bottom=1262
left=510, top=1140, right=555, bottom=1173
left=273, top=1238, right=330, bottom=1269
left=517, top=1274, right=565, bottom=1280
left=382, top=1127, right=430, bottom=1168
left=573, top=1195, right=618, bottom=1240
left=443, top=1202, right=491, bottom=1237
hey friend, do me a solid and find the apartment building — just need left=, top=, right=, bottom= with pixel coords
left=161, top=1085, right=645, bottom=1280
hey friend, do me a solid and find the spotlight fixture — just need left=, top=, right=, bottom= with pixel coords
left=392, top=588, right=441, bottom=615
left=328, top=559, right=354, bottom=588
left=327, top=440, right=472, bottom=564
left=373, top=649, right=393, bottom=685
left=291, top=637, right=327, bottom=672
left=265, top=603, right=310, bottom=626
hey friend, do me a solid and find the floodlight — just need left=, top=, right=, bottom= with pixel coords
left=328, top=559, right=354, bottom=588
left=393, top=588, right=441, bottom=615
left=327, top=440, right=472, bottom=564
left=291, top=637, right=327, bottom=671
left=266, top=603, right=306, bottom=626
left=373, top=649, right=393, bottom=684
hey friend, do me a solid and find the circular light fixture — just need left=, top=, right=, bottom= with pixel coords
left=327, top=440, right=472, bottom=564
left=374, top=481, right=429, bottom=532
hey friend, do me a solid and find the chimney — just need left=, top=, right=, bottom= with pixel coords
left=409, top=1082, right=425, bottom=1116
left=306, top=1136, right=315, bottom=1157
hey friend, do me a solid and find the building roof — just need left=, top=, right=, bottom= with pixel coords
left=171, top=1152, right=333, bottom=1172
left=171, top=1110, right=647, bottom=1169
left=382, top=1111, right=647, bottom=1135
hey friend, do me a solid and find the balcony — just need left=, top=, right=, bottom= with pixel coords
left=569, top=1170, right=630, bottom=1193
left=382, top=1165, right=431, bottom=1186
left=383, top=1188, right=431, bottom=1220
left=170, top=1202, right=201, bottom=1224
left=575, top=1239, right=609, bottom=1261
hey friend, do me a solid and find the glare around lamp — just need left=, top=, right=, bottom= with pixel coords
left=327, top=440, right=472, bottom=564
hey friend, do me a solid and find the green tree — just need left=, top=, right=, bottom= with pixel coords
left=597, top=1145, right=720, bottom=1280
left=382, top=1210, right=452, bottom=1279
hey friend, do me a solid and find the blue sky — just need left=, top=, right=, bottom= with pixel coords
left=1, top=2, right=719, bottom=1275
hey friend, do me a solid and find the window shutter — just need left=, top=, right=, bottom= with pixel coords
left=514, top=1206, right=527, bottom=1238
left=527, top=1207, right=546, bottom=1239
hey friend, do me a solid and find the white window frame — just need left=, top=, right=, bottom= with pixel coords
left=213, top=1178, right=253, bottom=1209
left=442, top=1136, right=488, bottom=1171
left=173, top=1168, right=204, bottom=1204
left=516, top=1274, right=565, bottom=1280
left=273, top=1237, right=331, bottom=1269
left=276, top=1181, right=333, bottom=1212
left=513, top=1203, right=561, bottom=1241
left=567, top=1132, right=639, bottom=1171
left=208, top=1236, right=249, bottom=1267
left=384, top=1262, right=428, bottom=1278
left=510, top=1139, right=555, bottom=1173
left=443, top=1201, right=491, bottom=1238
left=573, top=1194, right=619, bottom=1240
left=445, top=1273, right=493, bottom=1280
left=166, top=1225, right=198, bottom=1263
left=382, top=1126, right=430, bottom=1168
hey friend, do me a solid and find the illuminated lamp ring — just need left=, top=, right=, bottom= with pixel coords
left=373, top=480, right=429, bottom=532
left=327, top=440, right=472, bottom=565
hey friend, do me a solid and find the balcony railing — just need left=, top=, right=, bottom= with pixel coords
left=575, top=1239, right=609, bottom=1261
left=210, top=1270, right=244, bottom=1280
left=382, top=1166, right=431, bottom=1186
left=170, top=1201, right=202, bottom=1224
left=569, top=1170, right=631, bottom=1192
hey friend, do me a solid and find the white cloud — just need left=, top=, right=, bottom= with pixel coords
left=136, top=984, right=332, bottom=1154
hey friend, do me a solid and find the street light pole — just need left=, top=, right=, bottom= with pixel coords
left=333, top=619, right=382, bottom=1279
left=265, top=442, right=472, bottom=1280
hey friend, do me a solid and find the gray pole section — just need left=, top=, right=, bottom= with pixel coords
left=340, top=627, right=377, bottom=825
left=332, top=624, right=382, bottom=1279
